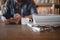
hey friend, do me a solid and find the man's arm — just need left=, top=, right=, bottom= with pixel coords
left=30, top=5, right=37, bottom=14
left=25, top=4, right=37, bottom=19
left=2, top=0, right=11, bottom=18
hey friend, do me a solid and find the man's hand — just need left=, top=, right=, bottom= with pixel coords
left=14, top=13, right=22, bottom=18
left=25, top=15, right=32, bottom=19
left=2, top=13, right=22, bottom=24
left=13, top=13, right=22, bottom=24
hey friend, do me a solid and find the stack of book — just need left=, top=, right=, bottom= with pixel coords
left=27, top=23, right=42, bottom=32
left=27, top=22, right=53, bottom=32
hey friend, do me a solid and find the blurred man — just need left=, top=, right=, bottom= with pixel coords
left=2, top=0, right=37, bottom=24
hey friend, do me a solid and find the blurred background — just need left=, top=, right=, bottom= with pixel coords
left=0, top=0, right=60, bottom=15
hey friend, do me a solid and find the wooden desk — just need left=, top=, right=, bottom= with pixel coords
left=0, top=25, right=60, bottom=40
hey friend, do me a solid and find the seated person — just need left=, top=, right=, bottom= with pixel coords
left=2, top=0, right=37, bottom=24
